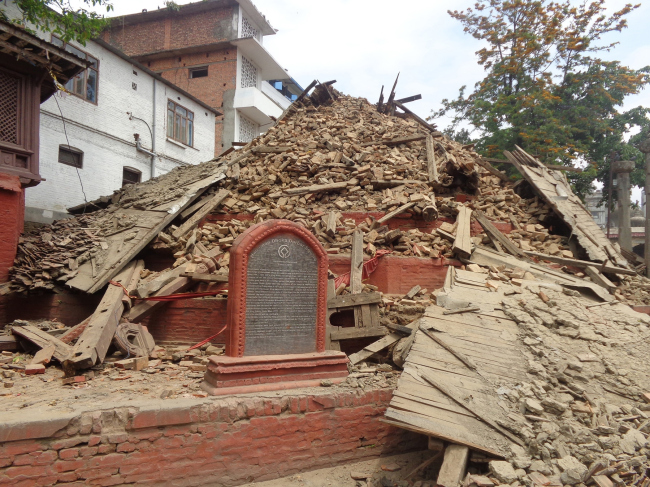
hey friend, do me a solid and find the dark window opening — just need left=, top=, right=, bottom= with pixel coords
left=58, top=146, right=83, bottom=168
left=122, top=167, right=141, bottom=187
left=189, top=67, right=209, bottom=79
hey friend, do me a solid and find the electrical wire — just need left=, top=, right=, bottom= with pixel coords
left=52, top=90, right=88, bottom=213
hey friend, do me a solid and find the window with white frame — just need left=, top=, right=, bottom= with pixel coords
left=240, top=56, right=257, bottom=89
left=239, top=114, right=258, bottom=143
left=241, top=16, right=259, bottom=39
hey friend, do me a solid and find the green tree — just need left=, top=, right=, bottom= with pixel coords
left=432, top=0, right=650, bottom=198
left=1, top=0, right=113, bottom=45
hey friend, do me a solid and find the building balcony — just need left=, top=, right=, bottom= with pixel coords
left=233, top=84, right=290, bottom=125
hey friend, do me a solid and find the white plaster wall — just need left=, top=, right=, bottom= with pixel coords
left=26, top=38, right=216, bottom=222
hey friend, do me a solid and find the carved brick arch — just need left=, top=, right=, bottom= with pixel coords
left=226, top=219, right=329, bottom=357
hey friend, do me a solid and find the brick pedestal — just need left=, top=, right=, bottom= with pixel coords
left=202, top=351, right=349, bottom=395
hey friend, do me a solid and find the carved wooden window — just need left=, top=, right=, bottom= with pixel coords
left=240, top=56, right=257, bottom=89
left=0, top=70, right=19, bottom=145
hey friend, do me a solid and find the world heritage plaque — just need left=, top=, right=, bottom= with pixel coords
left=225, top=219, right=328, bottom=357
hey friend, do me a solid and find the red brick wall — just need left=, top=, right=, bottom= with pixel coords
left=0, top=174, right=25, bottom=283
left=105, top=7, right=236, bottom=57
left=145, top=49, right=237, bottom=152
left=0, top=387, right=425, bottom=486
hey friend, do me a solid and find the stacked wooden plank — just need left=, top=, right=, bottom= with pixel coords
left=384, top=264, right=650, bottom=485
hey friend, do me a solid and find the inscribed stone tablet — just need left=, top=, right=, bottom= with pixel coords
left=244, top=233, right=318, bottom=355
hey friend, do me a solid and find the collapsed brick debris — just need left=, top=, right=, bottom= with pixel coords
left=2, top=81, right=650, bottom=486
left=492, top=283, right=650, bottom=486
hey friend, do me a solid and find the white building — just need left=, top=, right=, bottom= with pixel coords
left=2, top=1, right=219, bottom=224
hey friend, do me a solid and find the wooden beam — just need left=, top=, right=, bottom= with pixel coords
left=328, top=291, right=381, bottom=309
left=360, top=134, right=426, bottom=147
left=63, top=262, right=139, bottom=371
left=350, top=230, right=368, bottom=328
left=523, top=251, right=636, bottom=276
left=394, top=101, right=438, bottom=133
left=295, top=79, right=318, bottom=104
left=178, top=186, right=213, bottom=220
left=426, top=134, right=438, bottom=183
left=128, top=275, right=193, bottom=322
left=474, top=210, right=529, bottom=260
left=11, top=325, right=72, bottom=363
left=584, top=266, right=617, bottom=293
left=172, top=189, right=230, bottom=239
left=284, top=180, right=355, bottom=196
left=395, top=94, right=422, bottom=104
left=180, top=272, right=229, bottom=283
left=452, top=205, right=473, bottom=258
left=330, top=327, right=386, bottom=341
left=250, top=146, right=292, bottom=154
left=475, top=158, right=510, bottom=183
left=436, top=445, right=469, bottom=487
left=377, top=202, right=416, bottom=224
left=325, top=211, right=337, bottom=238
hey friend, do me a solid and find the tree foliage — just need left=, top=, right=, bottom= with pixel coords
left=432, top=0, right=650, bottom=198
left=1, top=0, right=113, bottom=45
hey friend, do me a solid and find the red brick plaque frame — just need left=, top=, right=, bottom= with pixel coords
left=226, top=219, right=329, bottom=357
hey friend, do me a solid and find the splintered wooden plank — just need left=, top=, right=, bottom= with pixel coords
left=11, top=325, right=72, bottom=362
left=64, top=262, right=138, bottom=371
left=173, top=189, right=230, bottom=239
left=67, top=172, right=223, bottom=294
left=452, top=205, right=472, bottom=258
left=473, top=210, right=528, bottom=260
left=426, top=134, right=438, bottom=183
left=326, top=211, right=337, bottom=237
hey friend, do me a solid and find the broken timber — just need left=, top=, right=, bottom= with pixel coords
left=451, top=205, right=472, bottom=258
left=11, top=324, right=72, bottom=363
left=473, top=209, right=529, bottom=260
left=504, top=147, right=628, bottom=267
left=64, top=261, right=140, bottom=371
left=67, top=171, right=225, bottom=294
left=173, top=189, right=230, bottom=239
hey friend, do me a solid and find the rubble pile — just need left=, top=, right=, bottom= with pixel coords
left=465, top=280, right=650, bottom=485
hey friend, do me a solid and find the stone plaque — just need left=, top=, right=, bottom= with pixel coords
left=225, top=219, right=328, bottom=357
left=244, top=233, right=318, bottom=355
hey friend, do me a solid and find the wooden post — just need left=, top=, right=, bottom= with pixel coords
left=612, top=160, right=634, bottom=252
left=351, top=230, right=370, bottom=328
left=640, top=139, right=650, bottom=276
